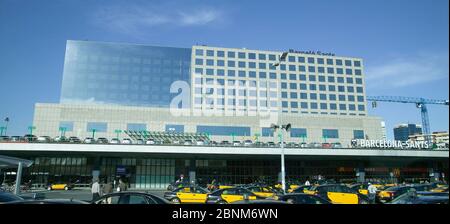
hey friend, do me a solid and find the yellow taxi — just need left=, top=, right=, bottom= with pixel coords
left=206, top=188, right=261, bottom=204
left=245, top=186, right=278, bottom=199
left=304, top=184, right=369, bottom=204
left=47, top=183, right=72, bottom=191
left=163, top=186, right=210, bottom=204
left=431, top=186, right=449, bottom=193
left=350, top=184, right=369, bottom=195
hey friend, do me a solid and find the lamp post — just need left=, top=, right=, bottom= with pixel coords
left=0, top=127, right=6, bottom=136
left=91, top=129, right=97, bottom=139
left=28, top=126, right=36, bottom=141
left=59, top=127, right=67, bottom=138
left=114, top=129, right=122, bottom=139
left=2, top=117, right=10, bottom=136
left=271, top=51, right=289, bottom=193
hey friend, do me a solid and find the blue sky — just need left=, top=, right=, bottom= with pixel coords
left=0, top=0, right=448, bottom=139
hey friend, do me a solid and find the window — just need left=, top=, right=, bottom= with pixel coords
left=329, top=94, right=336, bottom=100
left=59, top=121, right=74, bottom=132
left=339, top=104, right=346, bottom=110
left=320, top=103, right=327, bottom=109
left=348, top=95, right=355, bottom=101
left=355, top=69, right=362, bottom=75
left=318, top=67, right=325, bottom=73
left=310, top=93, right=317, bottom=100
left=281, top=92, right=288, bottom=98
left=249, top=62, right=256, bottom=68
left=317, top=58, right=324, bottom=64
left=281, top=82, right=288, bottom=89
left=309, top=84, right=316, bottom=91
left=195, top=59, right=203, bottom=65
left=356, top=78, right=362, bottom=84
left=195, top=68, right=203, bottom=75
left=248, top=53, right=256, bottom=59
left=206, top=50, right=214, bottom=57
left=228, top=60, right=235, bottom=67
left=347, top=86, right=355, bottom=93
left=308, top=66, right=316, bottom=73
left=197, top=125, right=251, bottom=136
left=328, top=76, right=335, bottom=83
left=328, top=85, right=336, bottom=91
left=319, top=85, right=326, bottom=91
left=217, top=51, right=225, bottom=57
left=298, top=57, right=305, bottom=63
left=358, top=105, right=365, bottom=111
left=345, top=60, right=352, bottom=66
left=291, top=102, right=298, bottom=108
left=281, top=73, right=287, bottom=80
left=346, top=69, right=353, bottom=75
left=349, top=104, right=356, bottom=111
left=346, top=77, right=353, bottom=84
left=290, top=92, right=298, bottom=99
left=300, top=93, right=308, bottom=99
left=195, top=49, right=204, bottom=56
left=356, top=87, right=363, bottom=93
left=269, top=54, right=276, bottom=61
left=262, top=127, right=274, bottom=137
left=336, top=68, right=343, bottom=74
left=354, top=130, right=365, bottom=139
left=238, top=70, right=246, bottom=77
left=309, top=75, right=316, bottom=81
left=310, top=102, right=318, bottom=109
left=290, top=83, right=297, bottom=89
left=299, top=66, right=306, bottom=72
left=238, top=52, right=246, bottom=59
left=269, top=73, right=277, bottom=79
left=320, top=94, right=327, bottom=100
left=206, top=69, right=214, bottom=75
left=357, top=96, right=365, bottom=102
left=337, top=77, right=344, bottom=83
left=289, top=74, right=297, bottom=80
left=354, top=61, right=361, bottom=67
left=166, top=124, right=184, bottom=133
left=259, top=72, right=267, bottom=79
left=330, top=103, right=337, bottom=110
left=217, top=69, right=225, bottom=76
left=282, top=101, right=288, bottom=108
left=318, top=76, right=326, bottom=82
left=249, top=71, right=256, bottom=78
left=228, top=51, right=235, bottom=58
left=326, top=59, right=333, bottom=65
left=259, top=63, right=266, bottom=69
left=289, top=65, right=296, bottom=71
left=323, top=129, right=339, bottom=138
left=228, top=70, right=236, bottom=77
left=87, top=122, right=107, bottom=132
left=336, top=59, right=343, bottom=66
left=338, top=95, right=346, bottom=101
left=258, top=54, right=266, bottom=60
left=300, top=102, right=308, bottom=109
left=308, top=57, right=315, bottom=63
left=299, top=74, right=306, bottom=81
left=288, top=56, right=296, bottom=62
left=299, top=83, right=307, bottom=90
left=327, top=67, right=334, bottom=74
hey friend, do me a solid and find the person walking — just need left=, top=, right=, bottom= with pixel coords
left=117, top=179, right=128, bottom=192
left=367, top=182, right=377, bottom=204
left=91, top=178, right=101, bottom=201
left=103, top=179, right=113, bottom=195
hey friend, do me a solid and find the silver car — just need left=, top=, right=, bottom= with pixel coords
left=110, top=138, right=120, bottom=144
left=83, top=137, right=96, bottom=144
left=121, top=138, right=132, bottom=144
left=243, top=140, right=253, bottom=147
left=37, top=136, right=52, bottom=143
left=145, top=139, right=155, bottom=145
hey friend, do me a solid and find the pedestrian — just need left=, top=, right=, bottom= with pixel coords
left=91, top=178, right=101, bottom=201
left=117, top=179, right=127, bottom=192
left=103, top=179, right=113, bottom=195
left=367, top=182, right=377, bottom=204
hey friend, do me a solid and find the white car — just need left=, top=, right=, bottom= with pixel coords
left=183, top=140, right=193, bottom=146
left=232, top=141, right=241, bottom=147
left=145, top=139, right=155, bottom=145
left=110, top=138, right=120, bottom=144
left=243, top=140, right=253, bottom=147
left=135, top=139, right=144, bottom=145
left=196, top=140, right=205, bottom=146
left=121, top=138, right=132, bottom=144
left=83, top=137, right=96, bottom=144
left=37, top=136, right=52, bottom=143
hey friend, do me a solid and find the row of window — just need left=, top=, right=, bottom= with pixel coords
left=194, top=61, right=362, bottom=75
left=194, top=49, right=361, bottom=67
left=193, top=98, right=365, bottom=111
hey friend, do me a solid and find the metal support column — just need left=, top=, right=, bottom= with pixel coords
left=14, top=162, right=23, bottom=195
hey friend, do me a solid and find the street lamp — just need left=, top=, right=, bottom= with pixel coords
left=114, top=129, right=122, bottom=139
left=1, top=117, right=10, bottom=136
left=271, top=51, right=290, bottom=193
left=59, top=127, right=67, bottom=138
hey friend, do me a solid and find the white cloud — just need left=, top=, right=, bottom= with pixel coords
left=91, top=3, right=223, bottom=34
left=365, top=53, right=449, bottom=89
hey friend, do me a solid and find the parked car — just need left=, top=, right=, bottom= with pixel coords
left=93, top=192, right=170, bottom=204
left=110, top=138, right=120, bottom=144
left=209, top=141, right=218, bottom=146
left=145, top=139, right=156, bottom=145
left=83, top=137, right=96, bottom=144
left=299, top=142, right=308, bottom=148
left=286, top=142, right=299, bottom=148
left=54, top=136, right=68, bottom=143
left=5, top=199, right=89, bottom=204
left=232, top=199, right=289, bottom=204
left=243, top=140, right=253, bottom=147
left=377, top=186, right=415, bottom=203
left=232, top=141, right=241, bottom=147
left=68, top=136, right=81, bottom=143
left=220, top=141, right=230, bottom=146
left=196, top=140, right=205, bottom=146
left=37, top=136, right=52, bottom=143
left=308, top=142, right=322, bottom=148
left=183, top=140, right=193, bottom=146
left=0, top=191, right=24, bottom=204
left=47, top=183, right=73, bottom=191
left=97, top=137, right=109, bottom=144
left=322, top=143, right=332, bottom=149
left=164, top=186, right=210, bottom=204
left=24, top=134, right=37, bottom=142
left=205, top=188, right=264, bottom=204
left=10, top=136, right=25, bottom=142
left=305, top=184, right=369, bottom=204
left=331, top=142, right=343, bottom=148
left=266, top=142, right=276, bottom=147
left=388, top=191, right=449, bottom=204
left=121, top=138, right=132, bottom=144
left=135, top=139, right=144, bottom=145
left=279, top=193, right=331, bottom=204
left=0, top=136, right=10, bottom=142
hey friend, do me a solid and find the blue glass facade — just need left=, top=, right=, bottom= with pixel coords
left=394, top=124, right=422, bottom=142
left=61, top=40, right=191, bottom=107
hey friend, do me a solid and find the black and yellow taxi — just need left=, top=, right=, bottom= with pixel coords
left=163, top=186, right=210, bottom=204
left=290, top=185, right=313, bottom=194
left=244, top=186, right=278, bottom=199
left=206, top=188, right=264, bottom=204
left=304, top=184, right=369, bottom=204
left=47, top=183, right=73, bottom=191
left=377, top=186, right=415, bottom=203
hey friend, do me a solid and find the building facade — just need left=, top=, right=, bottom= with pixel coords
left=394, top=124, right=423, bottom=142
left=33, top=40, right=384, bottom=146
